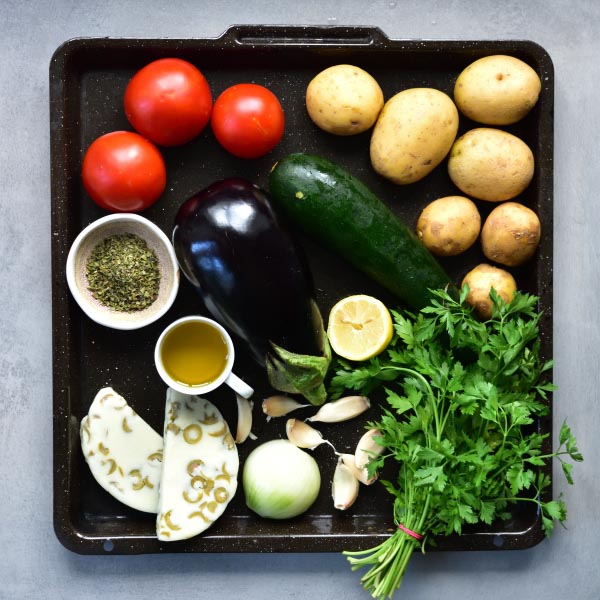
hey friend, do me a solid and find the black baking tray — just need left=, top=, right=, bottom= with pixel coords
left=50, top=25, right=554, bottom=555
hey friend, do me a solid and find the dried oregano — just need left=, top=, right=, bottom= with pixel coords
left=86, top=233, right=160, bottom=312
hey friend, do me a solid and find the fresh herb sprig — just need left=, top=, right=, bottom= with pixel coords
left=329, top=286, right=582, bottom=600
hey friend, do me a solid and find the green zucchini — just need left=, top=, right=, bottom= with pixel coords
left=268, top=153, right=454, bottom=310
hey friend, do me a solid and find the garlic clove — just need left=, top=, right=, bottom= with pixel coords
left=332, top=458, right=360, bottom=510
left=355, top=428, right=385, bottom=470
left=235, top=394, right=254, bottom=444
left=338, top=453, right=378, bottom=485
left=286, top=418, right=334, bottom=451
left=262, top=395, right=308, bottom=420
left=307, top=395, right=370, bottom=423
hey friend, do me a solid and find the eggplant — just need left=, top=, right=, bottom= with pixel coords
left=173, top=178, right=330, bottom=405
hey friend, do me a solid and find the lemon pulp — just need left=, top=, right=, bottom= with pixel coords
left=327, top=294, right=393, bottom=361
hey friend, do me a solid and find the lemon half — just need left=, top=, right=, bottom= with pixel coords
left=327, top=294, right=393, bottom=361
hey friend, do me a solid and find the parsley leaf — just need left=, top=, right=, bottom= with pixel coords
left=341, top=286, right=582, bottom=600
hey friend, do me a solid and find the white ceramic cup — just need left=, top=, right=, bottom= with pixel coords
left=154, top=316, right=254, bottom=399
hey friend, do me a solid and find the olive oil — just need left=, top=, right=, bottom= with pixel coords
left=160, top=320, right=229, bottom=388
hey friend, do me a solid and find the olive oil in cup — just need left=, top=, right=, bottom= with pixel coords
left=155, top=316, right=253, bottom=398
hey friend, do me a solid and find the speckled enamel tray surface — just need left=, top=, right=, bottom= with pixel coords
left=50, top=26, right=554, bottom=555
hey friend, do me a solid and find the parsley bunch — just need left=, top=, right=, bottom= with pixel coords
left=329, top=286, right=582, bottom=600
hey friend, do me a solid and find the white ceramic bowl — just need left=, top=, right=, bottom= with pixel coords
left=66, top=213, right=180, bottom=330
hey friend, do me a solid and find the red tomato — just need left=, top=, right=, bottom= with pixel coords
left=82, top=131, right=167, bottom=212
left=124, top=58, right=213, bottom=147
left=211, top=83, right=285, bottom=158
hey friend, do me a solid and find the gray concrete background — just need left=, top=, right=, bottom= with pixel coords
left=1, top=1, right=598, bottom=599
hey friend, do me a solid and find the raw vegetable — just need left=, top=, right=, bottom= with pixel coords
left=462, top=263, right=517, bottom=319
left=268, top=154, right=454, bottom=310
left=370, top=88, right=458, bottom=185
left=211, top=83, right=285, bottom=158
left=454, top=55, right=541, bottom=126
left=262, top=395, right=308, bottom=419
left=286, top=418, right=334, bottom=451
left=447, top=128, right=534, bottom=202
left=243, top=439, right=321, bottom=519
left=124, top=58, right=213, bottom=147
left=339, top=453, right=377, bottom=486
left=82, top=131, right=166, bottom=212
left=416, top=196, right=481, bottom=257
left=481, top=201, right=541, bottom=266
left=354, top=428, right=385, bottom=471
left=307, top=395, right=370, bottom=423
left=173, top=178, right=330, bottom=405
left=332, top=459, right=360, bottom=510
left=305, top=64, right=384, bottom=135
left=330, top=286, right=582, bottom=599
left=235, top=394, right=254, bottom=444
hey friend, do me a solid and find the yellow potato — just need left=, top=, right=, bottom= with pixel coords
left=416, top=196, right=481, bottom=256
left=462, top=263, right=517, bottom=319
left=370, top=88, right=459, bottom=185
left=447, top=128, right=534, bottom=202
left=454, top=55, right=541, bottom=125
left=306, top=64, right=384, bottom=136
left=481, top=202, right=541, bottom=266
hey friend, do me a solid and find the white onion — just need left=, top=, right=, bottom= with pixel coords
left=242, top=439, right=321, bottom=519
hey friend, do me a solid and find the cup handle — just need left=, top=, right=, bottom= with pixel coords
left=225, top=372, right=254, bottom=399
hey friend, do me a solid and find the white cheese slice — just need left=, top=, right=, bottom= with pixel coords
left=156, top=389, right=239, bottom=541
left=80, top=387, right=163, bottom=514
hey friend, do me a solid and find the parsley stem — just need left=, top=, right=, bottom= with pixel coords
left=334, top=288, right=580, bottom=599
left=345, top=481, right=430, bottom=600
left=380, top=366, right=443, bottom=438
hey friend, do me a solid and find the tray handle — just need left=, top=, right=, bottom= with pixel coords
left=221, top=25, right=389, bottom=47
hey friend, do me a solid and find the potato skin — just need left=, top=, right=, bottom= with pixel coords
left=454, top=55, right=541, bottom=125
left=416, top=196, right=481, bottom=256
left=462, top=263, right=517, bottom=319
left=306, top=64, right=384, bottom=136
left=370, top=88, right=459, bottom=185
left=481, top=201, right=541, bottom=266
left=448, top=128, right=534, bottom=202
